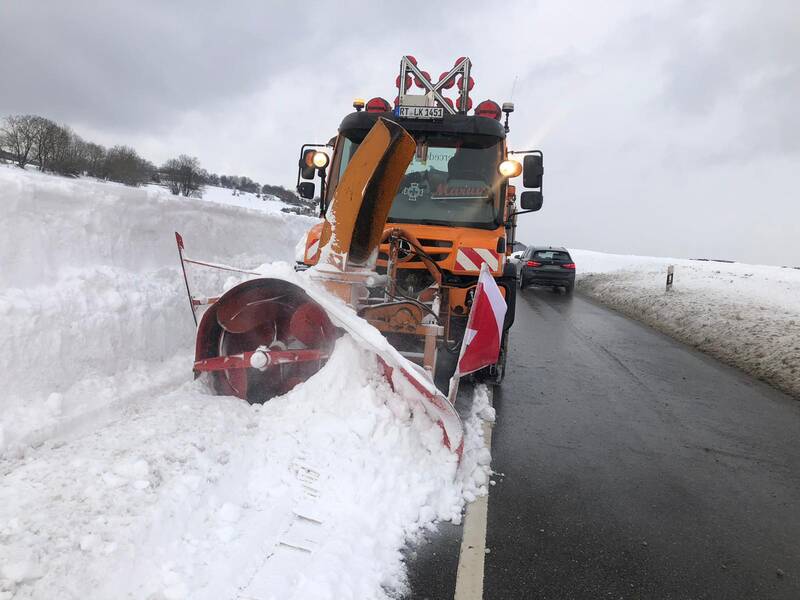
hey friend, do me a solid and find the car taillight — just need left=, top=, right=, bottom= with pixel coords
left=562, top=263, right=576, bottom=269
left=526, top=260, right=542, bottom=267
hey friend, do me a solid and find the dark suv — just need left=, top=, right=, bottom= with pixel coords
left=518, top=246, right=576, bottom=293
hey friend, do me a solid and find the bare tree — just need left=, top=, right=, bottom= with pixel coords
left=237, top=176, right=260, bottom=194
left=1, top=115, right=38, bottom=168
left=82, top=142, right=106, bottom=177
left=31, top=116, right=60, bottom=171
left=1, top=114, right=257, bottom=200
left=104, top=145, right=153, bottom=186
left=160, top=155, right=205, bottom=197
left=48, top=125, right=81, bottom=175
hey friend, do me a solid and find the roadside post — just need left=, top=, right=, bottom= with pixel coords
left=666, top=265, right=674, bottom=292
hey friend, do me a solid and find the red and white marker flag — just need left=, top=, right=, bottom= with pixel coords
left=447, top=263, right=507, bottom=402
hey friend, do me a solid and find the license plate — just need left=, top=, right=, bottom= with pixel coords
left=396, top=106, right=444, bottom=120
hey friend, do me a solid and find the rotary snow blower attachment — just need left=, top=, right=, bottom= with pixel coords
left=176, top=117, right=464, bottom=456
left=193, top=279, right=336, bottom=400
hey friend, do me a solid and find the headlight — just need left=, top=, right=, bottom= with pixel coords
left=312, top=151, right=330, bottom=169
left=498, top=159, right=522, bottom=178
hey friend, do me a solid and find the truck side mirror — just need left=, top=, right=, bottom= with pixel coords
left=298, top=149, right=316, bottom=180
left=523, top=154, right=543, bottom=189
left=520, top=191, right=543, bottom=211
left=297, top=182, right=315, bottom=200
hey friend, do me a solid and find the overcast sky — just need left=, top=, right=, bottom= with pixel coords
left=1, top=0, right=798, bottom=265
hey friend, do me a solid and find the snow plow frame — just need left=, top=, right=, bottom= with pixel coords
left=176, top=117, right=464, bottom=457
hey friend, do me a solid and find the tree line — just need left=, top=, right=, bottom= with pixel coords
left=1, top=114, right=154, bottom=186
left=0, top=114, right=315, bottom=214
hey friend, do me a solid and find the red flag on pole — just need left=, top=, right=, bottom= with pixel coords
left=456, top=263, right=507, bottom=376
left=447, top=263, right=507, bottom=402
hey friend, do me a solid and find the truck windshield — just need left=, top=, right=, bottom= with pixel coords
left=334, top=133, right=504, bottom=228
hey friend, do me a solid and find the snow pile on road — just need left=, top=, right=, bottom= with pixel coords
left=0, top=165, right=494, bottom=599
left=0, top=336, right=493, bottom=600
left=0, top=165, right=316, bottom=451
left=572, top=249, right=800, bottom=398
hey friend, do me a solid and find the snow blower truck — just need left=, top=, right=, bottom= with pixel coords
left=295, top=56, right=544, bottom=384
left=176, top=56, right=544, bottom=458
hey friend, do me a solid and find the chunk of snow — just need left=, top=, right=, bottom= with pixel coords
left=218, top=502, right=241, bottom=523
left=1, top=559, right=44, bottom=584
left=163, top=581, right=189, bottom=600
left=45, top=393, right=63, bottom=415
left=79, top=534, right=100, bottom=552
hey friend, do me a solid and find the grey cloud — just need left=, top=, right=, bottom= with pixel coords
left=657, top=1, right=800, bottom=160
left=2, top=0, right=798, bottom=265
left=0, top=1, right=453, bottom=134
left=0, top=1, right=313, bottom=130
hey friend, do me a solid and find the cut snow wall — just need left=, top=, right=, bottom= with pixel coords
left=0, top=168, right=315, bottom=288
left=0, top=166, right=317, bottom=449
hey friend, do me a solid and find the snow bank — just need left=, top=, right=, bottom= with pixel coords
left=572, top=249, right=800, bottom=398
left=0, top=165, right=494, bottom=599
left=0, top=167, right=314, bottom=289
left=0, top=336, right=492, bottom=600
left=0, top=165, right=317, bottom=450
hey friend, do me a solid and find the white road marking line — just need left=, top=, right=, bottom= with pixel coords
left=454, top=386, right=494, bottom=600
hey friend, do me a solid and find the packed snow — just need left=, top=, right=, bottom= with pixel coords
left=0, top=165, right=317, bottom=450
left=571, top=249, right=800, bottom=399
left=0, top=165, right=493, bottom=599
left=1, top=337, right=492, bottom=600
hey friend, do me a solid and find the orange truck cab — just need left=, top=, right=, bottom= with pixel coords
left=295, top=56, right=543, bottom=385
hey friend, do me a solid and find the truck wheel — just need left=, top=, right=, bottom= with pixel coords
left=435, top=347, right=459, bottom=391
left=485, top=331, right=509, bottom=386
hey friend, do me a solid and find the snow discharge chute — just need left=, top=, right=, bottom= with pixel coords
left=184, top=117, right=464, bottom=456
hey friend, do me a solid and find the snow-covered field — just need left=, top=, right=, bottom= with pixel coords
left=572, top=249, right=800, bottom=399
left=0, top=166, right=493, bottom=599
left=192, top=184, right=293, bottom=215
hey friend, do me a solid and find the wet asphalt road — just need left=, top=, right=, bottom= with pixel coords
left=410, top=286, right=800, bottom=600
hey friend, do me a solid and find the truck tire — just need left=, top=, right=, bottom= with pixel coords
left=435, top=347, right=459, bottom=391
left=475, top=330, right=508, bottom=386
